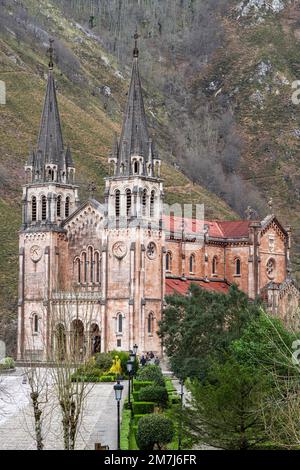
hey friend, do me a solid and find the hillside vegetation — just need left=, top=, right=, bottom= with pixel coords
left=0, top=0, right=236, bottom=354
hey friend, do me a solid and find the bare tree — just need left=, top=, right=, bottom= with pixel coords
left=48, top=289, right=98, bottom=450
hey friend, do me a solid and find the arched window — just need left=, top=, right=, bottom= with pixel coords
left=94, top=252, right=100, bottom=284
left=33, top=313, right=39, bottom=333
left=41, top=195, right=47, bottom=221
left=65, top=196, right=70, bottom=218
left=32, top=196, right=37, bottom=222
left=189, top=254, right=195, bottom=274
left=142, top=189, right=147, bottom=216
left=117, top=313, right=123, bottom=333
left=57, top=195, right=62, bottom=218
left=212, top=256, right=218, bottom=275
left=166, top=252, right=172, bottom=272
left=115, top=190, right=120, bottom=217
left=235, top=258, right=241, bottom=276
left=126, top=189, right=132, bottom=217
left=82, top=252, right=87, bottom=283
left=88, top=246, right=93, bottom=283
left=75, top=258, right=81, bottom=283
left=147, top=312, right=154, bottom=335
left=150, top=190, right=155, bottom=217
left=134, top=161, right=139, bottom=174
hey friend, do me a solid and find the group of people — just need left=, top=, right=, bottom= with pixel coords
left=140, top=351, right=160, bottom=367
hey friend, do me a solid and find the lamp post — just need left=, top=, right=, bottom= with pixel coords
left=130, top=344, right=138, bottom=378
left=126, top=360, right=134, bottom=408
left=178, top=378, right=184, bottom=451
left=114, top=380, right=124, bottom=450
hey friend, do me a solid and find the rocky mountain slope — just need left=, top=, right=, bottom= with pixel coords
left=0, top=0, right=236, bottom=353
left=0, top=0, right=299, bottom=353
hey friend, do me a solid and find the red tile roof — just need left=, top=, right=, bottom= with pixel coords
left=165, top=278, right=230, bottom=296
left=162, top=215, right=252, bottom=239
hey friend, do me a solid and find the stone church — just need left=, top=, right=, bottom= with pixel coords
left=17, top=40, right=299, bottom=362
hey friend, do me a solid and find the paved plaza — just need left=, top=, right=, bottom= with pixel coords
left=0, top=368, right=127, bottom=450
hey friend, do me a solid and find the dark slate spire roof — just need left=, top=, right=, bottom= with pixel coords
left=113, top=34, right=157, bottom=176
left=26, top=39, right=75, bottom=183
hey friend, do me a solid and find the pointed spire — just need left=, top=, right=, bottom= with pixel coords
left=37, top=39, right=64, bottom=169
left=27, top=39, right=75, bottom=183
left=114, top=32, right=155, bottom=176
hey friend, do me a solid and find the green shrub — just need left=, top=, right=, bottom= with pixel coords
left=0, top=357, right=15, bottom=370
left=136, top=365, right=165, bottom=387
left=95, top=353, right=113, bottom=371
left=165, top=378, right=176, bottom=394
left=103, top=371, right=116, bottom=377
left=71, top=375, right=101, bottom=383
left=100, top=375, right=116, bottom=382
left=136, top=414, right=175, bottom=450
left=133, top=380, right=154, bottom=392
left=170, top=395, right=181, bottom=405
left=139, top=385, right=169, bottom=408
left=132, top=401, right=155, bottom=415
left=120, top=409, right=131, bottom=450
left=132, top=391, right=140, bottom=402
left=133, top=414, right=146, bottom=426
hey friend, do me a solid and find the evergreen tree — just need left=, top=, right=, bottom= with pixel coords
left=158, top=284, right=261, bottom=379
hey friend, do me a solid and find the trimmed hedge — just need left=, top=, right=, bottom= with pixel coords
left=170, top=395, right=181, bottom=405
left=71, top=375, right=100, bottom=383
left=132, top=401, right=155, bottom=415
left=132, top=391, right=140, bottom=402
left=133, top=414, right=146, bottom=426
left=133, top=380, right=154, bottom=392
left=136, top=364, right=165, bottom=387
left=120, top=409, right=131, bottom=450
left=139, top=385, right=169, bottom=408
left=99, top=375, right=116, bottom=382
left=165, top=378, right=176, bottom=393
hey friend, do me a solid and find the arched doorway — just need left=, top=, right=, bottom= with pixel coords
left=71, top=319, right=85, bottom=360
left=55, top=323, right=66, bottom=361
left=90, top=323, right=101, bottom=354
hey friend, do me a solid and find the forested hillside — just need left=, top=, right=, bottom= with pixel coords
left=0, top=0, right=299, bottom=353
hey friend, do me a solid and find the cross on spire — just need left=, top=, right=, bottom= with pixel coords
left=88, top=182, right=97, bottom=199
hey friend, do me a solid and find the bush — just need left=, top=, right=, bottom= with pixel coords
left=136, top=414, right=175, bottom=450
left=120, top=409, right=131, bottom=450
left=165, top=378, right=176, bottom=394
left=133, top=414, right=146, bottom=426
left=170, top=395, right=181, bottom=405
left=139, top=385, right=169, bottom=408
left=136, top=365, right=165, bottom=387
left=95, top=353, right=113, bottom=371
left=132, top=391, right=140, bottom=402
left=133, top=380, right=154, bottom=392
left=99, top=375, right=116, bottom=382
left=0, top=357, right=15, bottom=370
left=132, top=401, right=155, bottom=415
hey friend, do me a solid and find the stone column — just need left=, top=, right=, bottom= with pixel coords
left=17, top=247, right=25, bottom=359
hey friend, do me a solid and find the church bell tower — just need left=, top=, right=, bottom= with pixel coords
left=103, top=34, right=164, bottom=355
left=17, top=40, right=79, bottom=360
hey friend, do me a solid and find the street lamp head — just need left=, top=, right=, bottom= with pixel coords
left=133, top=344, right=138, bottom=355
left=114, top=380, right=124, bottom=401
left=126, top=360, right=133, bottom=373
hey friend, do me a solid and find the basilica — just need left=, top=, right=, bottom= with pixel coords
left=17, top=39, right=299, bottom=362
